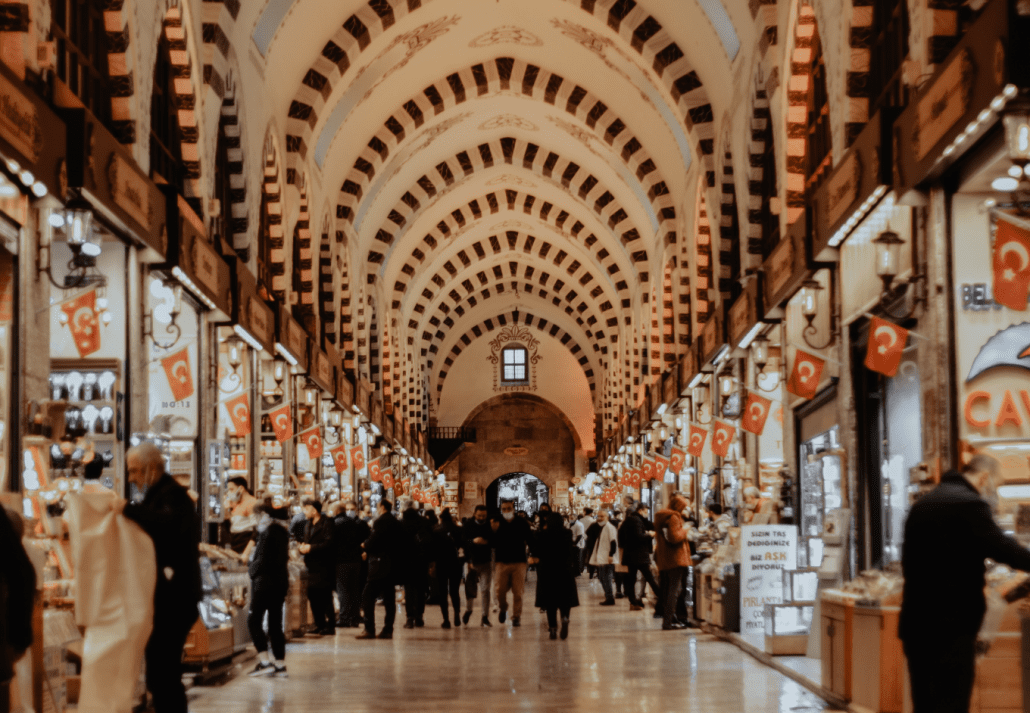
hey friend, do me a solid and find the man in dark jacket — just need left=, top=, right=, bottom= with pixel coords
left=620, top=501, right=660, bottom=611
left=431, top=509, right=464, bottom=628
left=463, top=505, right=494, bottom=626
left=400, top=502, right=433, bottom=628
left=118, top=443, right=201, bottom=713
left=333, top=500, right=370, bottom=628
left=299, top=499, right=336, bottom=635
left=901, top=456, right=1030, bottom=713
left=654, top=493, right=692, bottom=631
left=1, top=506, right=36, bottom=708
left=491, top=500, right=532, bottom=627
left=357, top=499, right=403, bottom=639
left=246, top=501, right=290, bottom=678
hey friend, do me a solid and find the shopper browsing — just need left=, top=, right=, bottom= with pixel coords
left=491, top=500, right=533, bottom=627
left=654, top=493, right=692, bottom=631
left=588, top=510, right=619, bottom=605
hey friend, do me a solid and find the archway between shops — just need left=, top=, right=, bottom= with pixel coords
left=484, top=472, right=549, bottom=516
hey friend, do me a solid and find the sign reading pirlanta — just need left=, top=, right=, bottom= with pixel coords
left=740, top=525, right=798, bottom=642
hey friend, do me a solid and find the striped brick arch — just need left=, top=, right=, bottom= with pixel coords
left=693, top=182, right=713, bottom=324
left=337, top=231, right=355, bottom=373
left=200, top=0, right=240, bottom=101
left=718, top=145, right=742, bottom=306
left=318, top=213, right=335, bottom=346
left=431, top=311, right=599, bottom=397
left=386, top=189, right=637, bottom=310
left=292, top=180, right=314, bottom=326
left=262, top=133, right=287, bottom=301
left=338, top=57, right=676, bottom=226
left=747, top=84, right=773, bottom=261
left=361, top=138, right=655, bottom=280
left=159, top=8, right=203, bottom=202
left=219, top=80, right=249, bottom=260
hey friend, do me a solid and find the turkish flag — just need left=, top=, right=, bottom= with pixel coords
left=62, top=289, right=101, bottom=357
left=640, top=458, right=655, bottom=482
left=299, top=427, right=323, bottom=459
left=431, top=494, right=440, bottom=509
left=618, top=469, right=629, bottom=486
left=225, top=393, right=251, bottom=436
left=331, top=444, right=348, bottom=474
left=161, top=348, right=194, bottom=401
left=351, top=446, right=365, bottom=472
left=627, top=469, right=641, bottom=488
left=382, top=468, right=394, bottom=489
left=864, top=316, right=908, bottom=377
left=687, top=425, right=708, bottom=457
left=741, top=392, right=773, bottom=435
left=993, top=217, right=1030, bottom=310
left=399, top=478, right=411, bottom=497
left=669, top=447, right=686, bottom=475
left=269, top=404, right=292, bottom=442
left=654, top=455, right=670, bottom=481
left=368, top=458, right=382, bottom=482
left=411, top=485, right=422, bottom=502
left=711, top=421, right=736, bottom=457
left=786, top=349, right=825, bottom=400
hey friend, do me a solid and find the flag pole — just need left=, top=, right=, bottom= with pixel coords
left=862, top=313, right=929, bottom=340
left=789, top=342, right=845, bottom=366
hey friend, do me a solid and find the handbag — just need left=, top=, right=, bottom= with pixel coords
left=464, top=566, right=480, bottom=598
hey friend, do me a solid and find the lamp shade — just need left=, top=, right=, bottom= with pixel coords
left=1004, top=110, right=1030, bottom=165
left=872, top=230, right=904, bottom=282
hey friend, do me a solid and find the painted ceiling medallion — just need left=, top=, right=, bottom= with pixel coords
left=485, top=174, right=536, bottom=188
left=469, top=25, right=543, bottom=48
left=479, top=114, right=539, bottom=132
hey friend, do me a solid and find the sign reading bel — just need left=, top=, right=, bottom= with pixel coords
left=739, top=525, right=798, bottom=642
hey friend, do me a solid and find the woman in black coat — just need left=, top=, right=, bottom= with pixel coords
left=530, top=512, right=580, bottom=640
left=247, top=502, right=290, bottom=677
left=431, top=509, right=464, bottom=628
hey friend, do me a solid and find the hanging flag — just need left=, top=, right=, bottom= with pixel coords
left=430, top=494, right=440, bottom=509
left=786, top=349, right=825, bottom=400
left=382, top=468, right=395, bottom=489
left=640, top=457, right=655, bottom=482
left=400, top=478, right=411, bottom=496
left=269, top=404, right=293, bottom=442
left=62, top=289, right=101, bottom=358
left=654, top=455, right=670, bottom=481
left=864, top=316, right=909, bottom=377
left=741, top=392, right=773, bottom=436
left=299, top=426, right=323, bottom=459
left=351, top=446, right=366, bottom=473
left=330, top=444, right=349, bottom=474
left=368, top=457, right=382, bottom=482
left=711, top=421, right=736, bottom=457
left=225, top=393, right=251, bottom=436
left=687, top=425, right=708, bottom=457
left=993, top=217, right=1030, bottom=310
left=161, top=348, right=194, bottom=401
left=411, top=485, right=422, bottom=502
left=626, top=469, right=641, bottom=488
left=669, top=447, right=686, bottom=475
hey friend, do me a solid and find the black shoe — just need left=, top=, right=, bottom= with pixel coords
left=512, top=616, right=520, bottom=627
left=355, top=630, right=376, bottom=640
left=248, top=661, right=274, bottom=677
left=560, top=617, right=569, bottom=640
left=499, top=611, right=507, bottom=624
left=317, top=628, right=335, bottom=636
left=272, top=665, right=288, bottom=678
left=454, top=609, right=462, bottom=626
left=549, top=627, right=557, bottom=640
left=615, top=592, right=625, bottom=599
left=442, top=620, right=451, bottom=629
left=403, top=619, right=415, bottom=630
left=481, top=617, right=492, bottom=627
left=462, top=611, right=472, bottom=625
left=415, top=619, right=425, bottom=628
left=377, top=630, right=393, bottom=639
left=599, top=599, right=616, bottom=606
left=662, top=622, right=687, bottom=630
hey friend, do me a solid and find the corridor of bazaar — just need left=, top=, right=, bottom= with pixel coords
left=1, top=0, right=1030, bottom=711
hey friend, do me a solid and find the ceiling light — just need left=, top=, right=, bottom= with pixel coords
left=992, top=176, right=1020, bottom=192
left=1009, top=165, right=1024, bottom=178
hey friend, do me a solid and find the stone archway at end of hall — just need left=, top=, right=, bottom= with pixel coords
left=484, top=471, right=550, bottom=517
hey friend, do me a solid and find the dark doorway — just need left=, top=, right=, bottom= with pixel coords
left=485, top=472, right=549, bottom=516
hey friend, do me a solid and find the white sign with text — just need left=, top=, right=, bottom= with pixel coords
left=740, top=525, right=798, bottom=643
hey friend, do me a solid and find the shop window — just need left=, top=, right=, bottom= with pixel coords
left=150, top=32, right=184, bottom=196
left=868, top=0, right=910, bottom=116
left=806, top=32, right=832, bottom=192
left=501, top=345, right=529, bottom=384
left=51, top=0, right=113, bottom=129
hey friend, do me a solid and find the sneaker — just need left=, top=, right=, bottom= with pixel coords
left=377, top=630, right=393, bottom=639
left=462, top=611, right=472, bottom=625
left=248, top=661, right=274, bottom=677
left=272, top=665, right=288, bottom=678
left=498, top=611, right=507, bottom=624
left=560, top=617, right=569, bottom=640
left=354, top=630, right=376, bottom=640
left=481, top=617, right=492, bottom=627
left=511, top=616, right=520, bottom=627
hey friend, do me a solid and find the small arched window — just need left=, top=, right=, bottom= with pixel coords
left=502, top=345, right=529, bottom=384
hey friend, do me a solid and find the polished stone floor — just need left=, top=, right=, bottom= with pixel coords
left=188, top=576, right=839, bottom=713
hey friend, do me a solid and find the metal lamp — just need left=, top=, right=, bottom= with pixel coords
left=872, top=230, right=904, bottom=294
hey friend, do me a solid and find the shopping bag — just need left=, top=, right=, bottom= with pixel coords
left=66, top=493, right=157, bottom=713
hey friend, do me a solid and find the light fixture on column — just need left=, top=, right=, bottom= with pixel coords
left=219, top=334, right=245, bottom=393
left=143, top=283, right=182, bottom=350
left=693, top=384, right=711, bottom=425
left=799, top=279, right=835, bottom=350
left=40, top=198, right=105, bottom=289
left=872, top=230, right=924, bottom=320
left=272, top=358, right=287, bottom=397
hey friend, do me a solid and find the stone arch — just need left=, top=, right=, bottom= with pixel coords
left=217, top=70, right=250, bottom=261
left=291, top=176, right=314, bottom=331
left=318, top=211, right=335, bottom=346
left=746, top=75, right=776, bottom=264
left=717, top=125, right=742, bottom=306
left=260, top=130, right=287, bottom=299
left=461, top=393, right=584, bottom=452
left=200, top=0, right=241, bottom=104
left=693, top=180, right=713, bottom=325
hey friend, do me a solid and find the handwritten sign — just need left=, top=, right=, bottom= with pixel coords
left=740, top=525, right=798, bottom=642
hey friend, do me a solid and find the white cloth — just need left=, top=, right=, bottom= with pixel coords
left=580, top=516, right=595, bottom=533
left=589, top=522, right=620, bottom=566
left=66, top=493, right=157, bottom=713
left=570, top=520, right=585, bottom=548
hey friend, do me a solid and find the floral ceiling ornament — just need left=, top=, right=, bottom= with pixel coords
left=469, top=25, right=543, bottom=48
left=485, top=174, right=536, bottom=188
left=487, top=324, right=542, bottom=393
left=479, top=114, right=539, bottom=131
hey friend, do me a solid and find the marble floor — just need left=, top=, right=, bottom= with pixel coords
left=187, top=576, right=839, bottom=713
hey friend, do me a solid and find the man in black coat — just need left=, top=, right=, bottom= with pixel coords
left=118, top=443, right=201, bottom=713
left=619, top=501, right=660, bottom=611
left=333, top=500, right=370, bottom=628
left=1, top=506, right=36, bottom=708
left=299, top=499, right=336, bottom=635
left=246, top=502, right=290, bottom=678
left=357, top=499, right=403, bottom=639
left=400, top=503, right=433, bottom=628
left=463, top=505, right=495, bottom=627
left=900, top=455, right=1030, bottom=713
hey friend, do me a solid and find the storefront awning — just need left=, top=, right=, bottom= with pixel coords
left=230, top=262, right=275, bottom=354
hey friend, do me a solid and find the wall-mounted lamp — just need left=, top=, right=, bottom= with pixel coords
left=873, top=230, right=924, bottom=320
left=799, top=279, right=835, bottom=350
left=751, top=333, right=769, bottom=374
left=219, top=334, right=244, bottom=393
left=40, top=198, right=105, bottom=289
left=144, top=283, right=182, bottom=350
left=272, top=358, right=287, bottom=397
left=693, top=385, right=711, bottom=425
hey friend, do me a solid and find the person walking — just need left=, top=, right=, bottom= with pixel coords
left=431, top=509, right=464, bottom=628
left=400, top=502, right=433, bottom=628
left=1, top=507, right=37, bottom=713
left=620, top=501, right=660, bottom=611
left=654, top=493, right=692, bottom=630
left=581, top=508, right=597, bottom=578
left=569, top=514, right=586, bottom=576
left=298, top=499, right=336, bottom=636
left=246, top=501, right=290, bottom=678
left=901, top=455, right=1030, bottom=713
left=530, top=511, right=580, bottom=640
left=462, top=505, right=495, bottom=626
left=588, top=510, right=619, bottom=605
left=357, top=499, right=403, bottom=639
left=491, top=500, right=533, bottom=627
left=333, top=500, right=370, bottom=628
left=117, top=443, right=201, bottom=713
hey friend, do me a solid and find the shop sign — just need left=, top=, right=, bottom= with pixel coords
left=825, top=153, right=861, bottom=231
left=108, top=152, right=151, bottom=232
left=312, top=347, right=333, bottom=394
left=740, top=524, right=798, bottom=641
left=336, top=372, right=354, bottom=410
left=247, top=297, right=274, bottom=350
left=384, top=412, right=395, bottom=442
left=762, top=218, right=809, bottom=314
left=914, top=50, right=974, bottom=162
left=464, top=482, right=478, bottom=500
left=661, top=368, right=677, bottom=410
left=369, top=391, right=384, bottom=433
left=678, top=344, right=698, bottom=397
left=0, top=64, right=64, bottom=201
left=0, top=72, right=41, bottom=163
left=728, top=279, right=759, bottom=347
left=162, top=189, right=231, bottom=319
left=504, top=446, right=529, bottom=456
left=356, top=378, right=372, bottom=416
left=700, top=312, right=724, bottom=365
left=279, top=308, right=308, bottom=368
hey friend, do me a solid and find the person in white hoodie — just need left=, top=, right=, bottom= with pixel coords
left=588, top=510, right=620, bottom=605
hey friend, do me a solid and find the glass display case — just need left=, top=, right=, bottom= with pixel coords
left=797, top=425, right=841, bottom=570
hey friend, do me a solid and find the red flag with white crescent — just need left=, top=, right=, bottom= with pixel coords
left=225, top=393, right=251, bottom=436
left=269, top=404, right=292, bottom=442
left=62, top=289, right=101, bottom=357
left=711, top=421, right=736, bottom=457
left=368, top=457, right=382, bottom=482
left=741, top=392, right=773, bottom=436
left=654, top=455, right=670, bottom=481
left=431, top=494, right=440, bottom=508
left=161, top=348, right=194, bottom=401
left=299, top=426, right=323, bottom=459
left=669, top=447, right=686, bottom=475
left=640, top=458, right=655, bottom=482
left=382, top=468, right=395, bottom=489
left=993, top=217, right=1030, bottom=310
left=627, top=469, right=641, bottom=488
left=687, top=425, right=708, bottom=457
left=398, top=478, right=410, bottom=496
left=864, top=316, right=908, bottom=377
left=351, top=446, right=365, bottom=473
left=786, top=349, right=825, bottom=400
left=330, top=444, right=348, bottom=474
